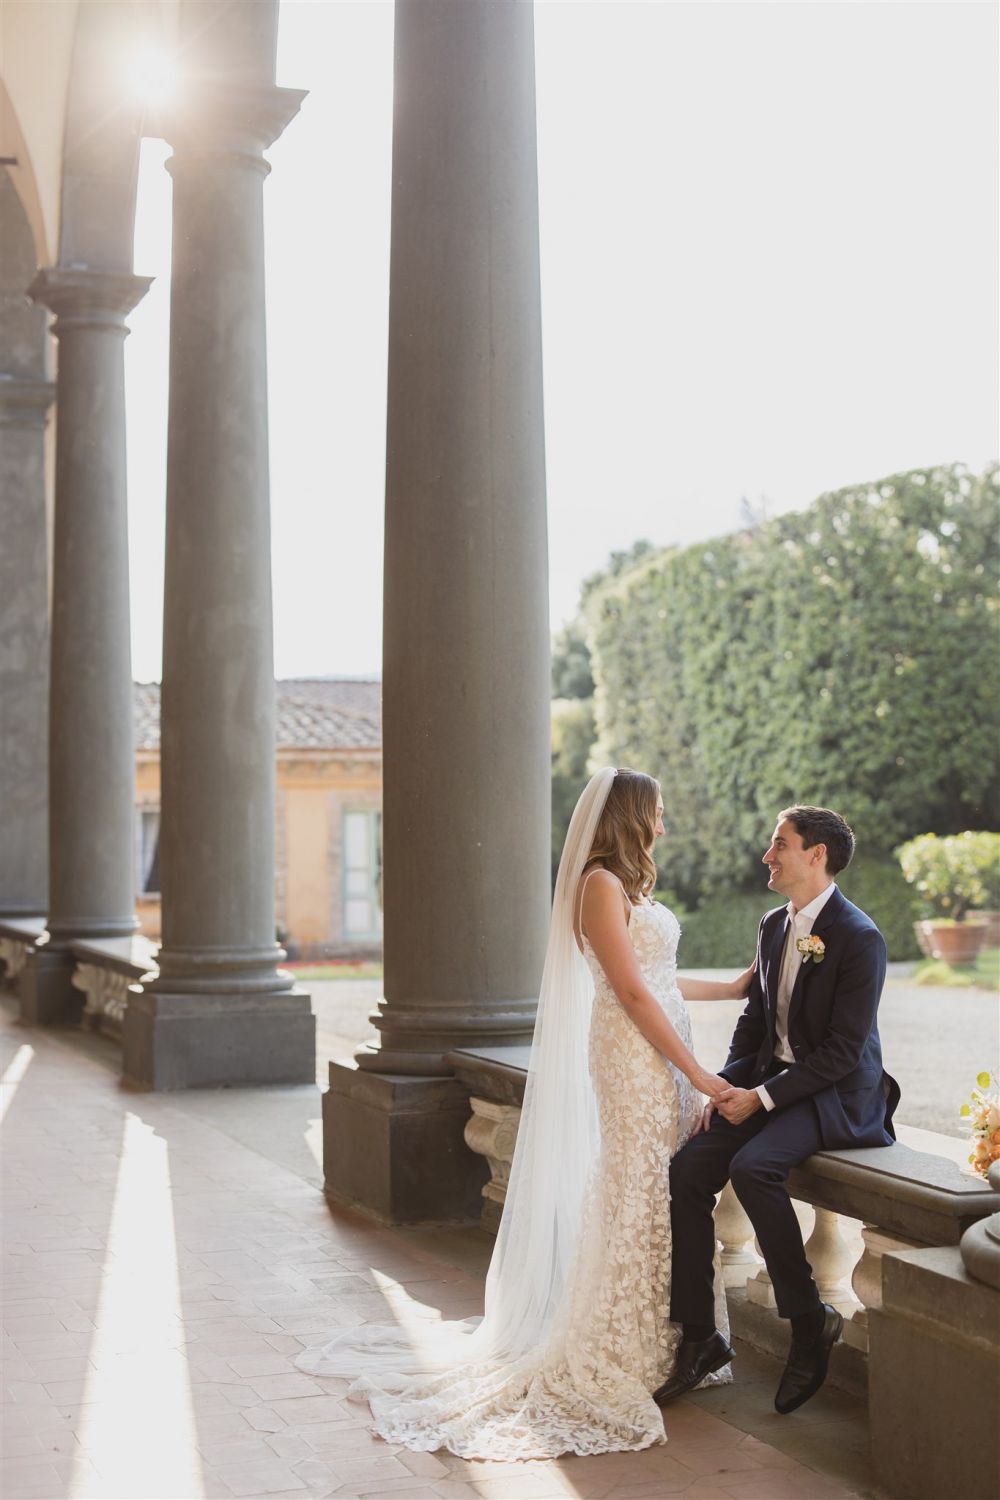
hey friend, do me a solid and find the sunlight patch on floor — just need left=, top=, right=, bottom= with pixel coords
left=0, top=1042, right=34, bottom=1124
left=70, top=1112, right=203, bottom=1500
left=304, top=1113, right=323, bottom=1173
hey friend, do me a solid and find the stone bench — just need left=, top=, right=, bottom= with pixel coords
left=446, top=1042, right=1000, bottom=1393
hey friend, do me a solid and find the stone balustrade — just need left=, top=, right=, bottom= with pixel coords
left=0, top=917, right=46, bottom=990
left=0, top=918, right=158, bottom=1042
left=446, top=1044, right=1000, bottom=1400
left=70, top=936, right=158, bottom=1036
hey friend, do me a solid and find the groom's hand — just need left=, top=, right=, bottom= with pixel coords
left=715, top=1086, right=763, bottom=1124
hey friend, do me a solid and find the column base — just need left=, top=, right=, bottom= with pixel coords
left=19, top=944, right=82, bottom=1027
left=323, top=1059, right=487, bottom=1224
left=122, top=987, right=315, bottom=1090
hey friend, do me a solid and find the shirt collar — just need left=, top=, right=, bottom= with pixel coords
left=787, top=882, right=836, bottom=924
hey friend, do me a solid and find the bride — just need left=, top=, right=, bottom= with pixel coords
left=298, top=767, right=754, bottom=1459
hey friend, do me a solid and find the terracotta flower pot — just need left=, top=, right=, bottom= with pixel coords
left=965, top=910, right=1000, bottom=947
left=914, top=920, right=988, bottom=965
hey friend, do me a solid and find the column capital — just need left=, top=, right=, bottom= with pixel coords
left=0, top=375, right=56, bottom=430
left=27, top=268, right=153, bottom=335
left=159, top=81, right=307, bottom=172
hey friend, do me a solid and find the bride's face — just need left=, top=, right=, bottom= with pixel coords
left=653, top=798, right=665, bottom=841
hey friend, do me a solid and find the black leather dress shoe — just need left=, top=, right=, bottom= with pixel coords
left=653, top=1331, right=735, bottom=1405
left=774, top=1304, right=844, bottom=1414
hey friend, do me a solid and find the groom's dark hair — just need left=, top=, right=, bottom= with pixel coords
left=779, top=805, right=856, bottom=876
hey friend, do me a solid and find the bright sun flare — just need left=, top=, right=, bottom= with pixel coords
left=128, top=45, right=179, bottom=107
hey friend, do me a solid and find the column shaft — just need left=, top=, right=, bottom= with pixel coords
left=21, top=269, right=149, bottom=1024
left=123, top=4, right=313, bottom=1088
left=0, top=378, right=53, bottom=920
left=0, top=169, right=54, bottom=925
left=324, top=0, right=550, bottom=1224
left=369, top=0, right=551, bottom=1074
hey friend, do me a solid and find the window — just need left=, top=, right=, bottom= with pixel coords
left=139, top=809, right=161, bottom=895
left=342, top=809, right=382, bottom=939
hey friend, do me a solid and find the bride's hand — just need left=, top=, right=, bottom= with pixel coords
left=693, top=1069, right=727, bottom=1099
left=730, top=959, right=757, bottom=999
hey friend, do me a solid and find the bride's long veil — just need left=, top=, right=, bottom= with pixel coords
left=297, top=767, right=617, bottom=1390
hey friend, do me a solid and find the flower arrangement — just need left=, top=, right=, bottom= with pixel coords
left=960, top=1071, right=1000, bottom=1179
left=795, top=934, right=826, bottom=963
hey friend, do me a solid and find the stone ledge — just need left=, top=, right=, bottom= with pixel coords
left=881, top=1244, right=1000, bottom=1348
left=447, top=1044, right=532, bottom=1107
left=71, top=934, right=159, bottom=981
left=449, top=1045, right=1000, bottom=1249
left=0, top=916, right=47, bottom=943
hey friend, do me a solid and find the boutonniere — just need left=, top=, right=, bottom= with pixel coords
left=796, top=934, right=826, bottom=964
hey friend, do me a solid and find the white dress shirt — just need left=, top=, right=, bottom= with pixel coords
left=756, top=882, right=836, bottom=1112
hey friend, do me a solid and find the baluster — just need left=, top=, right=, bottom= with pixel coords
left=463, top=1098, right=522, bottom=1232
left=716, top=1182, right=760, bottom=1287
left=805, top=1207, right=857, bottom=1308
left=746, top=1233, right=778, bottom=1307
left=843, top=1224, right=919, bottom=1353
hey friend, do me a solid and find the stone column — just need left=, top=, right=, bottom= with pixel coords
left=19, top=268, right=149, bottom=1024
left=0, top=375, right=53, bottom=921
left=0, top=170, right=52, bottom=928
left=324, top=0, right=550, bottom=1221
left=122, top=0, right=314, bottom=1089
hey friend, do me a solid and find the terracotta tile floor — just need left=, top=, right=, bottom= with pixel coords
left=1, top=1004, right=879, bottom=1500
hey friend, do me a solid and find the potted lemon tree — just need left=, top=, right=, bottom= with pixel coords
left=897, top=831, right=1000, bottom=965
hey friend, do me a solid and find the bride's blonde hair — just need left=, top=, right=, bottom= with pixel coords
left=586, top=768, right=660, bottom=901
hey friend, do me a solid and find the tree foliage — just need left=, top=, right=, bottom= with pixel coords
left=896, top=830, right=1000, bottom=921
left=587, top=464, right=1000, bottom=903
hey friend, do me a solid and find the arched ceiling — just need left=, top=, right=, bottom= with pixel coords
left=0, top=0, right=179, bottom=270
left=0, top=0, right=79, bottom=265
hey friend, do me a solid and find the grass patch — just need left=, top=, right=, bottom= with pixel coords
left=910, top=960, right=974, bottom=988
left=909, top=948, right=999, bottom=990
left=286, top=961, right=383, bottom=981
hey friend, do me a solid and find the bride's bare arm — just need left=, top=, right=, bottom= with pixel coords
left=581, top=872, right=726, bottom=1099
left=677, top=962, right=756, bottom=1002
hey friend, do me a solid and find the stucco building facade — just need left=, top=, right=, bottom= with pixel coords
left=133, top=679, right=382, bottom=957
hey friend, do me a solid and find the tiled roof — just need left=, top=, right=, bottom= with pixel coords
left=134, top=679, right=381, bottom=753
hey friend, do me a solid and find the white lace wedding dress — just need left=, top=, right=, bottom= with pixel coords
left=298, top=893, right=730, bottom=1461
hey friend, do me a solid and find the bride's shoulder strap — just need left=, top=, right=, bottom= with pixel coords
left=575, top=865, right=632, bottom=941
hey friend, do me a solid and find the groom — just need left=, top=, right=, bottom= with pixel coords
left=657, top=805, right=900, bottom=1414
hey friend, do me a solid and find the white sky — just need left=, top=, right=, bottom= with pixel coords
left=125, top=0, right=1000, bottom=683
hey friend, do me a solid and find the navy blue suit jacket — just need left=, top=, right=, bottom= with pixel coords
left=721, top=886, right=900, bottom=1149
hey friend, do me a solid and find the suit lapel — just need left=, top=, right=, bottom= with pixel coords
left=763, top=909, right=789, bottom=1031
left=786, top=885, right=845, bottom=1035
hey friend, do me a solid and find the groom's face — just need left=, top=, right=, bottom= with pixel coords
left=762, top=818, right=823, bottom=896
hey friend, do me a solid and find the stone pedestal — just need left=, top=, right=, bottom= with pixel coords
left=869, top=1245, right=1000, bottom=1499
left=323, top=1061, right=487, bottom=1224
left=124, top=0, right=313, bottom=1088
left=125, top=991, right=316, bottom=1092
left=22, top=267, right=150, bottom=1025
left=326, top=0, right=549, bottom=1221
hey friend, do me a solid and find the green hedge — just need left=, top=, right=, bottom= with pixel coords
left=589, top=464, right=1000, bottom=904
left=663, top=859, right=921, bottom=967
left=839, top=858, right=921, bottom=960
left=666, top=890, right=777, bottom=968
